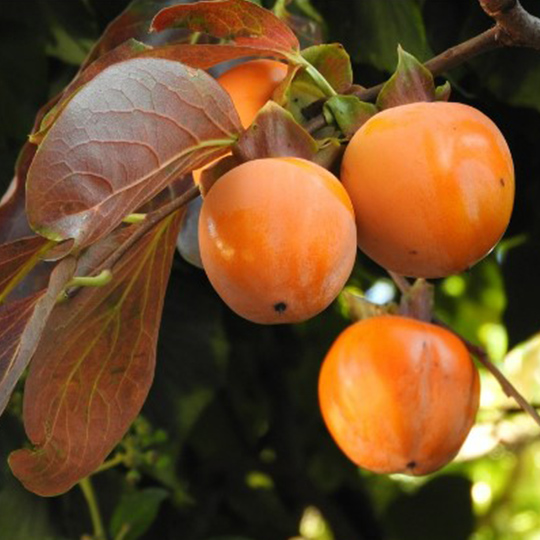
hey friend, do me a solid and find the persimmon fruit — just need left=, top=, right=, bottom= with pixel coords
left=216, top=59, right=288, bottom=129
left=192, top=59, right=288, bottom=185
left=341, top=101, right=515, bottom=278
left=318, top=315, right=480, bottom=475
left=198, top=157, right=357, bottom=324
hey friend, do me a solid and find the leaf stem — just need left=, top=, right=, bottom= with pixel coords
left=79, top=476, right=108, bottom=540
left=93, top=453, right=126, bottom=475
left=297, top=57, right=337, bottom=97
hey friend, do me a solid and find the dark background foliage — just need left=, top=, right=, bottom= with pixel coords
left=1, top=1, right=540, bottom=539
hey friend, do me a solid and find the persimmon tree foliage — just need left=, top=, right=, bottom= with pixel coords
left=1, top=0, right=540, bottom=521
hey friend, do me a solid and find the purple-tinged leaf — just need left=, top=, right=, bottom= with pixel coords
left=0, top=257, right=76, bottom=418
left=31, top=40, right=152, bottom=146
left=377, top=46, right=451, bottom=110
left=234, top=101, right=318, bottom=162
left=150, top=0, right=300, bottom=55
left=26, top=57, right=241, bottom=250
left=142, top=43, right=291, bottom=69
left=0, top=236, right=53, bottom=304
left=10, top=212, right=182, bottom=496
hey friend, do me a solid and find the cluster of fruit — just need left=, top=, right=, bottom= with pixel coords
left=178, top=59, right=515, bottom=475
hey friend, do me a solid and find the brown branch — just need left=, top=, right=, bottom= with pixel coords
left=305, top=0, right=540, bottom=134
left=387, top=271, right=540, bottom=429
left=479, top=0, right=540, bottom=48
left=99, top=183, right=200, bottom=272
left=464, top=338, right=540, bottom=428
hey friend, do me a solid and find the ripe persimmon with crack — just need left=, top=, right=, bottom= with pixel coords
left=198, top=157, right=357, bottom=324
left=341, top=102, right=515, bottom=278
left=318, top=315, right=480, bottom=475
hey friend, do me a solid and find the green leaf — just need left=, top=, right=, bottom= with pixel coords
left=301, top=44, right=352, bottom=93
left=0, top=474, right=56, bottom=540
left=110, top=487, right=169, bottom=540
left=279, top=43, right=352, bottom=122
left=312, top=137, right=343, bottom=170
left=317, top=0, right=431, bottom=73
left=323, top=95, right=377, bottom=138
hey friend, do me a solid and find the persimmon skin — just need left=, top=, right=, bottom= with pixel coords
left=217, top=59, right=288, bottom=129
left=198, top=157, right=357, bottom=324
left=192, top=59, right=288, bottom=185
left=319, top=316, right=480, bottom=475
left=341, top=102, right=515, bottom=278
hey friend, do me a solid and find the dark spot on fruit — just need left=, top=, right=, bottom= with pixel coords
left=407, top=460, right=417, bottom=469
left=409, top=249, right=418, bottom=255
left=499, top=178, right=505, bottom=187
left=274, top=302, right=287, bottom=313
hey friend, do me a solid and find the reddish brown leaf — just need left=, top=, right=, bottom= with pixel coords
left=9, top=212, right=183, bottom=496
left=233, top=101, right=318, bottom=162
left=31, top=40, right=153, bottom=145
left=26, top=57, right=241, bottom=249
left=142, top=43, right=290, bottom=69
left=0, top=257, right=76, bottom=417
left=0, top=236, right=54, bottom=304
left=83, top=0, right=189, bottom=70
left=150, top=0, right=299, bottom=55
left=0, top=141, right=38, bottom=244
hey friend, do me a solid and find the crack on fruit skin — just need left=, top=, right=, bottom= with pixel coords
left=274, top=302, right=287, bottom=313
left=500, top=177, right=506, bottom=187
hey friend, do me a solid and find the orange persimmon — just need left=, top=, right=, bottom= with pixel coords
left=198, top=157, right=357, bottom=324
left=341, top=101, right=515, bottom=278
left=192, top=59, right=288, bottom=185
left=318, top=315, right=480, bottom=475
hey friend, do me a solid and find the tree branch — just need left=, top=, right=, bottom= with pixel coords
left=305, top=0, right=540, bottom=134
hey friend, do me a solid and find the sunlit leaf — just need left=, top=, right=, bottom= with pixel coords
left=150, top=0, right=300, bottom=55
left=26, top=57, right=241, bottom=249
left=9, top=212, right=183, bottom=496
left=0, top=257, right=76, bottom=418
